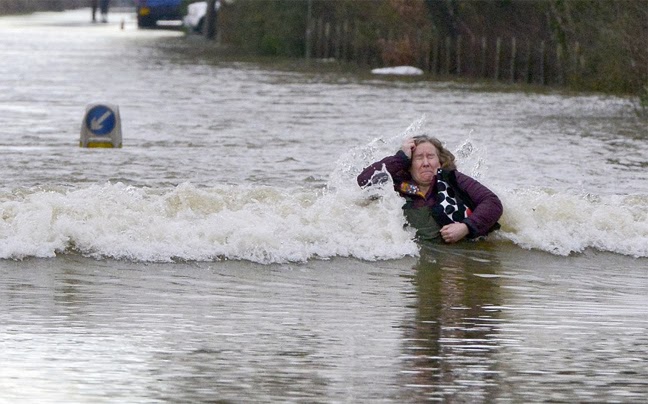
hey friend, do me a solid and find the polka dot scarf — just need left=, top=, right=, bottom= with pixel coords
left=435, top=169, right=472, bottom=223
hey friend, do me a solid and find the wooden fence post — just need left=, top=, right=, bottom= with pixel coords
left=305, top=0, right=312, bottom=59
left=354, top=21, right=360, bottom=65
left=373, top=28, right=381, bottom=67
left=316, top=18, right=324, bottom=59
left=571, top=40, right=580, bottom=78
left=556, top=44, right=564, bottom=85
left=324, top=22, right=331, bottom=59
left=494, top=37, right=501, bottom=80
left=339, top=21, right=346, bottom=61
left=539, top=40, right=545, bottom=85
left=431, top=35, right=439, bottom=74
left=417, top=29, right=427, bottom=70
left=480, top=36, right=487, bottom=78
left=334, top=23, right=341, bottom=60
left=524, top=39, right=531, bottom=83
left=456, top=35, right=462, bottom=75
left=510, top=37, right=517, bottom=82
left=445, top=36, right=451, bottom=75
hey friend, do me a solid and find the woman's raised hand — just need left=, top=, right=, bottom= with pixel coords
left=401, top=138, right=416, bottom=159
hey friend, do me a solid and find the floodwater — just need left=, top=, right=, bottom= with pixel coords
left=1, top=8, right=647, bottom=403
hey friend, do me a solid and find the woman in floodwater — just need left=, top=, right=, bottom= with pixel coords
left=357, top=135, right=502, bottom=243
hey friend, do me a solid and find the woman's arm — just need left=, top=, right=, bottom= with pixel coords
left=356, top=150, right=411, bottom=187
left=455, top=172, right=503, bottom=237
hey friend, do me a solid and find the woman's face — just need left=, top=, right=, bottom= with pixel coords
left=410, top=142, right=440, bottom=187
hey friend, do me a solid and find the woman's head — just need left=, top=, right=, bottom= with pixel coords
left=412, top=135, right=456, bottom=170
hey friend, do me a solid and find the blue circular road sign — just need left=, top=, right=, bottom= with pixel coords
left=85, top=105, right=116, bottom=136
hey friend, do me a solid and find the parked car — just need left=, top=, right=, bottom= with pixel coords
left=183, top=1, right=220, bottom=33
left=135, top=0, right=183, bottom=28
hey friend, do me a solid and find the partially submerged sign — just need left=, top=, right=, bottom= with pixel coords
left=80, top=103, right=122, bottom=148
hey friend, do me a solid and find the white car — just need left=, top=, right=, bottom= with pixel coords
left=184, top=1, right=220, bottom=33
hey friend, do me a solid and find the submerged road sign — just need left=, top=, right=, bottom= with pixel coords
left=80, top=103, right=122, bottom=148
left=86, top=105, right=116, bottom=136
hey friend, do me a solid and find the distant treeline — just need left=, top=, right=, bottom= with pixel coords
left=217, top=0, right=647, bottom=96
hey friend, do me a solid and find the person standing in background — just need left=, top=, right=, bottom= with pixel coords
left=91, top=0, right=98, bottom=22
left=99, top=0, right=110, bottom=23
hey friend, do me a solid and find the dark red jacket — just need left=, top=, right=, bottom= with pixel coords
left=357, top=151, right=503, bottom=238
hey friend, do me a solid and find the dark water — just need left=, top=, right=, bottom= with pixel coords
left=1, top=8, right=647, bottom=403
left=2, top=244, right=647, bottom=402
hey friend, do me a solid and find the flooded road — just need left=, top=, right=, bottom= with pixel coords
left=1, top=8, right=647, bottom=403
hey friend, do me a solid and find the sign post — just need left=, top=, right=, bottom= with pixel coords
left=80, top=103, right=122, bottom=148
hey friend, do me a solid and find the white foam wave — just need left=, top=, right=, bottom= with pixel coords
left=0, top=182, right=418, bottom=263
left=1, top=181, right=646, bottom=262
left=496, top=188, right=648, bottom=258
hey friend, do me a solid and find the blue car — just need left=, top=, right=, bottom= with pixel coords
left=135, top=0, right=183, bottom=28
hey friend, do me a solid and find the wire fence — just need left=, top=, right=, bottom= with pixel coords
left=309, top=18, right=585, bottom=86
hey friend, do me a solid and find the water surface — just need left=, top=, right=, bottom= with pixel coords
left=0, top=9, right=647, bottom=403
